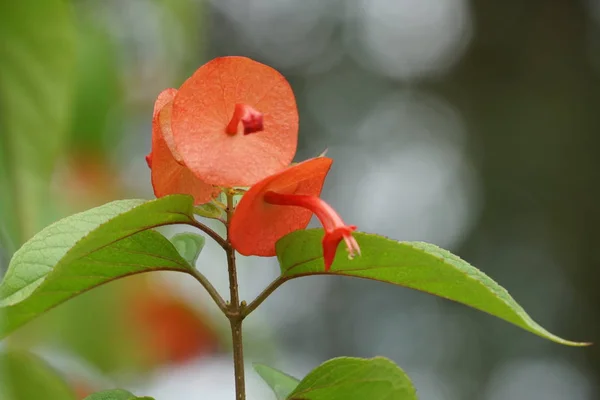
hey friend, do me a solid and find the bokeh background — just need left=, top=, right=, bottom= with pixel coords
left=1, top=0, right=599, bottom=399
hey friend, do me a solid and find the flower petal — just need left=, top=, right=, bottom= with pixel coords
left=149, top=89, right=218, bottom=205
left=229, top=157, right=333, bottom=256
left=171, top=56, right=298, bottom=187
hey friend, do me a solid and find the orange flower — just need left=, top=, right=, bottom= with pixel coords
left=128, top=289, right=219, bottom=365
left=171, top=56, right=298, bottom=187
left=230, top=157, right=360, bottom=270
left=146, top=88, right=217, bottom=204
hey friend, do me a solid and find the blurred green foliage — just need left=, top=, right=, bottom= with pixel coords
left=0, top=350, right=76, bottom=400
left=69, top=21, right=122, bottom=154
left=0, top=0, right=75, bottom=250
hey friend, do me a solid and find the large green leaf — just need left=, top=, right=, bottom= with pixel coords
left=83, top=389, right=154, bottom=400
left=0, top=350, right=76, bottom=400
left=0, top=0, right=75, bottom=246
left=288, top=357, right=416, bottom=400
left=0, top=195, right=196, bottom=338
left=254, top=363, right=300, bottom=400
left=276, top=229, right=589, bottom=346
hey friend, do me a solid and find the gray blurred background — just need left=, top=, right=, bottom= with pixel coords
left=1, top=0, right=599, bottom=399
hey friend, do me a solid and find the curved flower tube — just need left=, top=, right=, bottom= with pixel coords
left=171, top=56, right=299, bottom=187
left=146, top=88, right=218, bottom=205
left=229, top=157, right=360, bottom=270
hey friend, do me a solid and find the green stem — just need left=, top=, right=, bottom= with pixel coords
left=225, top=190, right=246, bottom=400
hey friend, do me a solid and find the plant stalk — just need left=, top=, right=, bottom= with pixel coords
left=225, top=190, right=246, bottom=400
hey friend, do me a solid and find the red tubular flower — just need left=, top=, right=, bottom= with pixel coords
left=171, top=56, right=298, bottom=187
left=146, top=88, right=218, bottom=204
left=229, top=157, right=360, bottom=270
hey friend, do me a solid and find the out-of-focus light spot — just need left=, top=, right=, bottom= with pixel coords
left=116, top=117, right=154, bottom=197
left=82, top=0, right=187, bottom=101
left=304, top=68, right=389, bottom=147
left=407, top=368, right=458, bottom=400
left=586, top=0, right=600, bottom=23
left=35, top=348, right=113, bottom=393
left=485, top=358, right=594, bottom=400
left=337, top=276, right=484, bottom=374
left=326, top=91, right=480, bottom=250
left=209, top=0, right=339, bottom=70
left=345, top=0, right=473, bottom=80
left=353, top=294, right=445, bottom=363
left=584, top=0, right=600, bottom=75
left=468, top=223, right=591, bottom=353
left=368, top=305, right=481, bottom=368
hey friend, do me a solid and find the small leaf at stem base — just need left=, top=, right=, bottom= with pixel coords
left=253, top=363, right=300, bottom=400
left=170, top=232, right=205, bottom=266
left=288, top=357, right=417, bottom=400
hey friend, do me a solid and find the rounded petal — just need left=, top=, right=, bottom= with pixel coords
left=230, top=157, right=333, bottom=256
left=150, top=89, right=218, bottom=205
left=153, top=88, right=177, bottom=118
left=172, top=56, right=298, bottom=187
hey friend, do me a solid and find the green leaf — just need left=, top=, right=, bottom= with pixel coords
left=0, top=0, right=76, bottom=245
left=170, top=232, right=205, bottom=266
left=0, top=195, right=196, bottom=338
left=276, top=229, right=589, bottom=347
left=0, top=350, right=76, bottom=400
left=193, top=203, right=224, bottom=219
left=288, top=357, right=416, bottom=400
left=83, top=389, right=154, bottom=400
left=254, top=363, right=300, bottom=400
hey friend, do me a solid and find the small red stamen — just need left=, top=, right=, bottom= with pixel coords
left=145, top=153, right=153, bottom=168
left=264, top=191, right=360, bottom=270
left=226, top=103, right=264, bottom=135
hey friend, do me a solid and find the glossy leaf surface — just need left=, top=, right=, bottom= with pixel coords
left=288, top=357, right=416, bottom=400
left=276, top=229, right=588, bottom=346
left=0, top=195, right=196, bottom=337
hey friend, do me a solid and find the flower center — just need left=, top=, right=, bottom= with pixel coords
left=226, top=104, right=264, bottom=135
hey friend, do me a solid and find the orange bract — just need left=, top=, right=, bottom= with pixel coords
left=171, top=56, right=298, bottom=187
left=230, top=157, right=333, bottom=256
left=148, top=88, right=217, bottom=205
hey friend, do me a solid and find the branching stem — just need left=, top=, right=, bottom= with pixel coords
left=188, top=218, right=228, bottom=249
left=242, top=276, right=288, bottom=317
left=188, top=267, right=228, bottom=314
left=189, top=190, right=290, bottom=400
